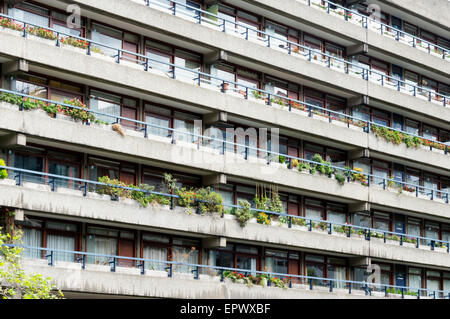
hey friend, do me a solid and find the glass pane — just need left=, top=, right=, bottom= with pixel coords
left=86, top=235, right=117, bottom=265
left=143, top=245, right=168, bottom=271
left=46, top=234, right=75, bottom=262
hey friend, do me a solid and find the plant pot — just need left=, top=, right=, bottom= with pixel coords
left=61, top=43, right=87, bottom=55
left=28, top=34, right=56, bottom=46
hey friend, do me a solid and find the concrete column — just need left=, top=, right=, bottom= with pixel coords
left=346, top=43, right=369, bottom=58
left=203, top=111, right=227, bottom=126
left=0, top=133, right=26, bottom=149
left=347, top=148, right=370, bottom=161
left=202, top=173, right=226, bottom=187
left=202, top=236, right=226, bottom=249
left=204, top=49, right=228, bottom=65
left=348, top=95, right=370, bottom=107
left=349, top=256, right=371, bottom=267
left=348, top=202, right=371, bottom=213
left=2, top=59, right=28, bottom=76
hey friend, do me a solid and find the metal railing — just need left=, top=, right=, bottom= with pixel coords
left=3, top=243, right=450, bottom=299
left=300, top=0, right=450, bottom=60
left=1, top=10, right=449, bottom=111
left=1, top=165, right=449, bottom=252
left=1, top=88, right=450, bottom=202
left=1, top=72, right=449, bottom=154
left=134, top=0, right=450, bottom=100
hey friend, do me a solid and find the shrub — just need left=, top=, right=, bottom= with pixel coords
left=235, top=200, right=252, bottom=227
left=62, top=98, right=95, bottom=122
left=0, top=159, right=7, bottom=180
left=335, top=173, right=345, bottom=185
left=96, top=176, right=130, bottom=198
left=60, top=37, right=89, bottom=49
left=256, top=212, right=271, bottom=225
left=195, top=187, right=223, bottom=214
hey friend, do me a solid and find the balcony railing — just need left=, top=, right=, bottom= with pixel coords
left=1, top=59, right=449, bottom=155
left=1, top=165, right=449, bottom=252
left=297, top=0, right=450, bottom=60
left=1, top=88, right=449, bottom=201
left=132, top=0, right=450, bottom=61
left=3, top=243, right=450, bottom=299
left=1, top=11, right=449, bottom=111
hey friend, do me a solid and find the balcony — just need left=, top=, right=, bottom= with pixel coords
left=0, top=11, right=449, bottom=113
left=1, top=165, right=450, bottom=269
left=0, top=94, right=450, bottom=215
left=9, top=245, right=450, bottom=299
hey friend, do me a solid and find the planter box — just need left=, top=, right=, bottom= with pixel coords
left=23, top=181, right=51, bottom=192
left=0, top=178, right=16, bottom=186
left=61, top=43, right=88, bottom=55
left=28, top=34, right=56, bottom=46
left=91, top=52, right=115, bottom=63
left=0, top=27, right=23, bottom=37
left=0, top=101, right=18, bottom=111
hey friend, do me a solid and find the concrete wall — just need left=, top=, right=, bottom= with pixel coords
left=22, top=259, right=400, bottom=299
left=378, top=0, right=450, bottom=31
left=2, top=181, right=450, bottom=268
left=0, top=34, right=449, bottom=174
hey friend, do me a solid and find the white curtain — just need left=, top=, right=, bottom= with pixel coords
left=46, top=234, right=75, bottom=262
left=23, top=228, right=42, bottom=259
left=173, top=246, right=198, bottom=273
left=89, top=96, right=121, bottom=123
left=9, top=8, right=49, bottom=28
left=143, top=246, right=167, bottom=271
left=329, top=266, right=346, bottom=289
left=86, top=236, right=117, bottom=265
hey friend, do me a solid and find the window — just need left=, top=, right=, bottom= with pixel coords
left=265, top=250, right=288, bottom=274
left=89, top=90, right=137, bottom=127
left=209, top=244, right=259, bottom=273
left=408, top=268, right=422, bottom=290
left=91, top=23, right=138, bottom=60
left=22, top=217, right=78, bottom=262
left=86, top=226, right=135, bottom=267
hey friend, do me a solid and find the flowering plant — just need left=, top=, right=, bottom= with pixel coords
left=60, top=37, right=89, bottom=49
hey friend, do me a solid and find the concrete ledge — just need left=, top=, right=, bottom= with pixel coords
left=242, top=0, right=450, bottom=76
left=0, top=36, right=449, bottom=172
left=51, top=0, right=450, bottom=79
left=2, top=182, right=450, bottom=268
left=1, top=14, right=449, bottom=128
left=0, top=104, right=449, bottom=212
left=22, top=259, right=397, bottom=299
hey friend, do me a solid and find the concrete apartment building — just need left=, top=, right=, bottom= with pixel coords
left=0, top=0, right=450, bottom=299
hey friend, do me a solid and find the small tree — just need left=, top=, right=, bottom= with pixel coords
left=0, top=229, right=64, bottom=299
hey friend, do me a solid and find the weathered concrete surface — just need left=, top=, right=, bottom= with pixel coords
left=0, top=47, right=449, bottom=175
left=378, top=0, right=450, bottom=31
left=22, top=259, right=400, bottom=299
left=1, top=17, right=449, bottom=127
left=39, top=0, right=450, bottom=78
left=242, top=0, right=450, bottom=76
left=0, top=104, right=449, bottom=213
left=2, top=181, right=450, bottom=268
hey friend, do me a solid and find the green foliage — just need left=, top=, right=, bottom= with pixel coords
left=335, top=173, right=345, bottom=185
left=0, top=159, right=7, bottom=180
left=256, top=212, right=271, bottom=225
left=0, top=229, right=64, bottom=299
left=195, top=187, right=223, bottom=215
left=235, top=200, right=252, bottom=227
left=278, top=155, right=286, bottom=164
left=223, top=271, right=288, bottom=289
left=62, top=98, right=96, bottom=122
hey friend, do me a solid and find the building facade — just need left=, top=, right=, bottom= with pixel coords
left=0, top=0, right=450, bottom=299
